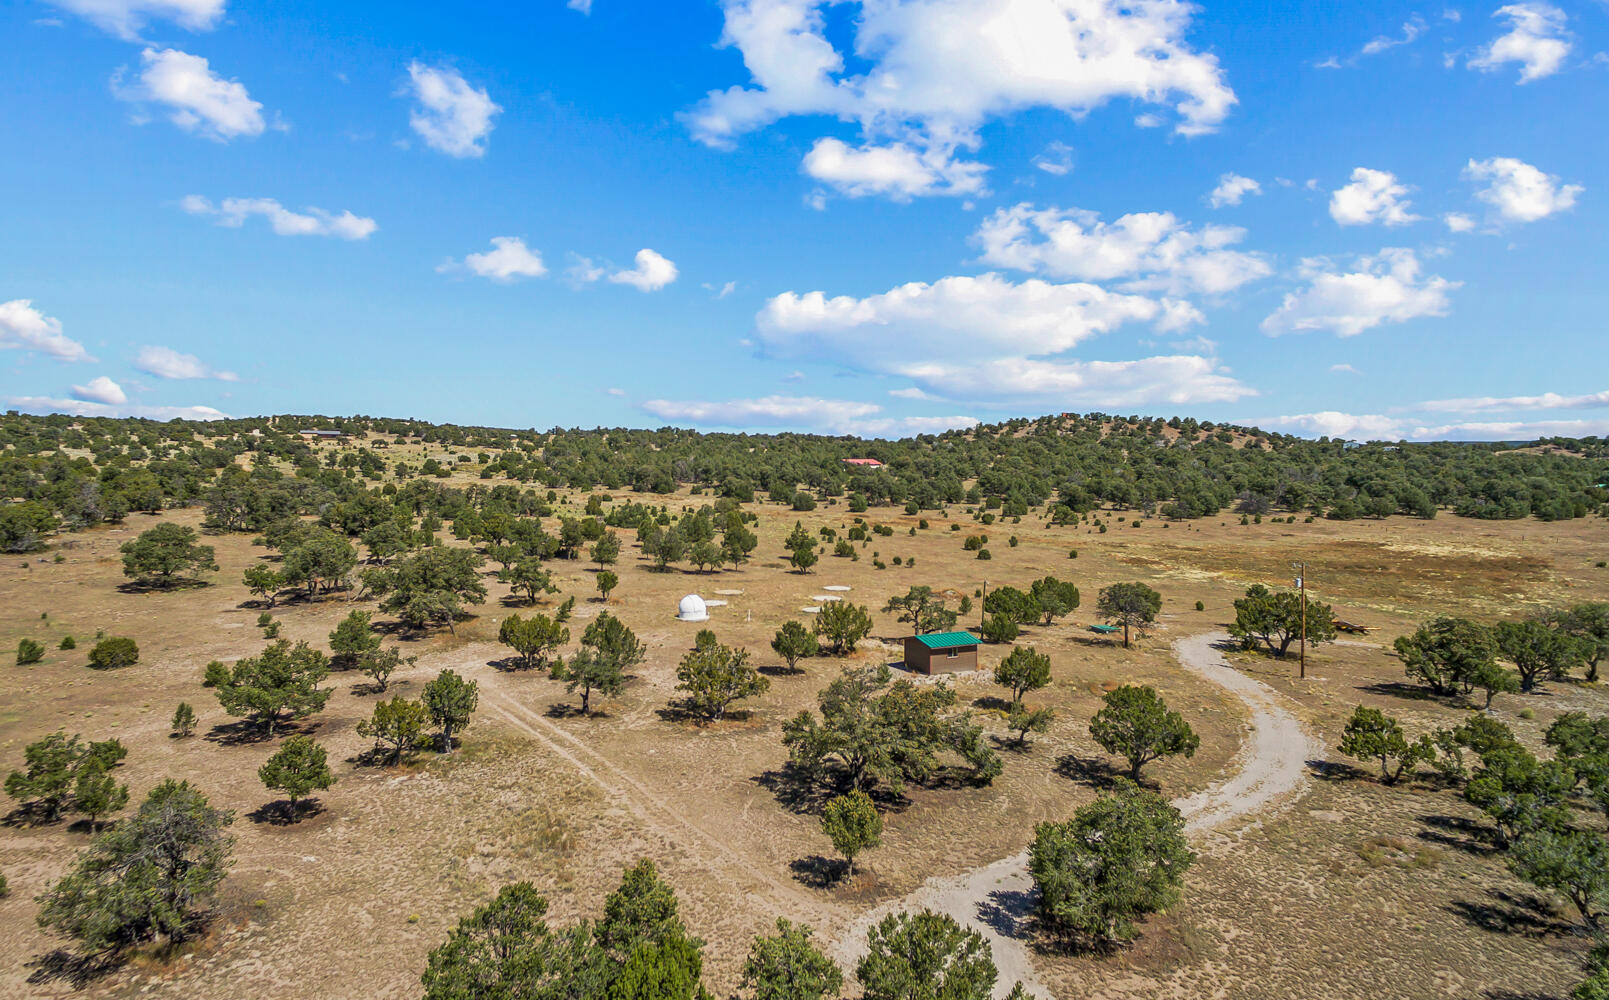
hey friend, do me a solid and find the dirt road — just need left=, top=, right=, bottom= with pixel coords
left=832, top=631, right=1318, bottom=998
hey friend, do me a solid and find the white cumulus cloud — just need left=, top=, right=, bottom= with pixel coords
left=6, top=396, right=228, bottom=421
left=1261, top=248, right=1458, bottom=337
left=1444, top=212, right=1476, bottom=233
left=1258, top=411, right=1406, bottom=439
left=1468, top=3, right=1571, bottom=83
left=758, top=272, right=1165, bottom=371
left=134, top=345, right=238, bottom=381
left=609, top=249, right=678, bottom=291
left=684, top=0, right=1235, bottom=200
left=49, top=0, right=225, bottom=40
left=1329, top=167, right=1421, bottom=226
left=1208, top=173, right=1261, bottom=208
left=71, top=376, right=128, bottom=405
left=441, top=237, right=548, bottom=282
left=974, top=203, right=1272, bottom=296
left=0, top=300, right=92, bottom=362
left=639, top=394, right=976, bottom=437
left=181, top=195, right=377, bottom=239
left=1464, top=156, right=1582, bottom=223
left=567, top=0, right=593, bottom=13
left=116, top=47, right=265, bottom=141
left=802, top=137, right=988, bottom=200
left=405, top=62, right=501, bottom=158
left=894, top=354, right=1254, bottom=408
left=1418, top=388, right=1609, bottom=413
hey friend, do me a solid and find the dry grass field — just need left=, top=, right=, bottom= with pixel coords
left=2, top=457, right=1606, bottom=999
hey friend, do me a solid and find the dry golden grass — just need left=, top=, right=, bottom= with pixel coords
left=0, top=471, right=1606, bottom=998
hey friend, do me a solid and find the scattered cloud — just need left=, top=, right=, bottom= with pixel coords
left=1418, top=388, right=1609, bottom=413
left=974, top=203, right=1273, bottom=297
left=115, top=47, right=265, bottom=141
left=758, top=272, right=1168, bottom=372
left=1464, top=156, right=1582, bottom=223
left=802, top=138, right=988, bottom=200
left=49, top=0, right=225, bottom=40
left=180, top=195, right=377, bottom=240
left=1258, top=411, right=1406, bottom=439
left=1410, top=418, right=1609, bottom=440
left=440, top=236, right=548, bottom=281
left=565, top=254, right=606, bottom=286
left=1361, top=16, right=1427, bottom=56
left=703, top=280, right=737, bottom=299
left=1330, top=363, right=1360, bottom=374
left=6, top=396, right=228, bottom=421
left=1469, top=3, right=1571, bottom=82
left=1261, top=248, right=1459, bottom=337
left=893, top=354, right=1255, bottom=408
left=639, top=394, right=976, bottom=437
left=133, top=345, right=238, bottom=381
left=1208, top=173, right=1261, bottom=208
left=609, top=249, right=678, bottom=291
left=605, top=386, right=625, bottom=396
left=683, top=0, right=1235, bottom=200
left=71, top=376, right=127, bottom=405
left=404, top=62, right=501, bottom=158
left=1444, top=212, right=1476, bottom=232
left=1031, top=142, right=1075, bottom=176
left=0, top=300, right=92, bottom=362
left=567, top=0, right=593, bottom=13
left=1329, top=167, right=1421, bottom=226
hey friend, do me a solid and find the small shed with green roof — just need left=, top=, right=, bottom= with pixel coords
left=903, top=630, right=980, bottom=675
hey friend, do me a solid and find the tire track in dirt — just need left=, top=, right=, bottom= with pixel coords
left=488, top=694, right=827, bottom=924
left=833, top=631, right=1319, bottom=998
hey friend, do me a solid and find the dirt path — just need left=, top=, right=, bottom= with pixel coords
left=486, top=692, right=829, bottom=924
left=832, top=631, right=1318, bottom=998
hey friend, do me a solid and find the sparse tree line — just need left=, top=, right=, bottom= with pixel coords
left=3, top=411, right=1604, bottom=560
left=1394, top=604, right=1609, bottom=704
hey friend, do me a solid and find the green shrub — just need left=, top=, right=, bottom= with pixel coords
left=976, top=549, right=992, bottom=560
left=87, top=636, right=140, bottom=670
left=1069, top=549, right=1078, bottom=559
left=59, top=635, right=75, bottom=650
left=17, top=639, right=45, bottom=665
left=1195, top=601, right=1205, bottom=612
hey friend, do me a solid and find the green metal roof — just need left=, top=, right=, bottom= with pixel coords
left=910, top=631, right=979, bottom=649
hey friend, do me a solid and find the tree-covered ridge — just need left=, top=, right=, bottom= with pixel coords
left=0, top=410, right=1604, bottom=553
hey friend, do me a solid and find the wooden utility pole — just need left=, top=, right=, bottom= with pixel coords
left=979, top=580, right=988, bottom=631
left=1293, top=562, right=1308, bottom=680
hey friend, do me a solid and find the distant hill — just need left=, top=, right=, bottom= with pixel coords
left=0, top=411, right=1604, bottom=552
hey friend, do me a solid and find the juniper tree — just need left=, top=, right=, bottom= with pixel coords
left=203, top=640, right=330, bottom=736
left=675, top=642, right=769, bottom=722
left=820, top=790, right=881, bottom=876
left=1089, top=685, right=1199, bottom=780
left=258, top=735, right=336, bottom=820
left=357, top=696, right=430, bottom=765
left=422, top=670, right=478, bottom=752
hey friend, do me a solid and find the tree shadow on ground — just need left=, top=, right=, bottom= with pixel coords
left=544, top=703, right=603, bottom=720
left=489, top=656, right=550, bottom=674
left=1417, top=814, right=1500, bottom=856
left=116, top=578, right=212, bottom=595
left=990, top=734, right=1037, bottom=754
left=971, top=695, right=1013, bottom=713
left=654, top=704, right=754, bottom=726
left=752, top=765, right=910, bottom=815
left=977, top=885, right=1037, bottom=940
left=789, top=855, right=846, bottom=889
left=1355, top=681, right=1448, bottom=704
left=1, top=807, right=64, bottom=829
left=1447, top=887, right=1575, bottom=937
left=1306, top=759, right=1361, bottom=782
left=26, top=949, right=121, bottom=989
left=247, top=798, right=326, bottom=827
left=1054, top=752, right=1122, bottom=792
left=1484, top=991, right=1569, bottom=1000
left=758, top=664, right=805, bottom=678
left=203, top=717, right=316, bottom=748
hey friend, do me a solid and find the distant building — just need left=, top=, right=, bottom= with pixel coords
left=903, top=631, right=980, bottom=675
left=842, top=458, right=885, bottom=469
left=298, top=429, right=346, bottom=440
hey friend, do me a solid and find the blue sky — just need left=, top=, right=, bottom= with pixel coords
left=0, top=0, right=1602, bottom=440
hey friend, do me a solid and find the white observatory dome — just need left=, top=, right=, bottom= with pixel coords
left=677, top=594, right=709, bottom=622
